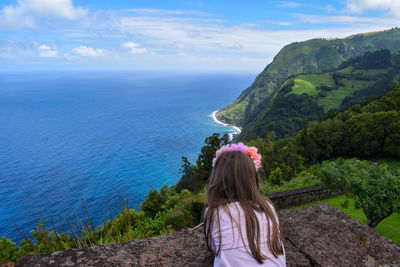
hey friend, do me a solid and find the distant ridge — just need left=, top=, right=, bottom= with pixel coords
left=240, top=49, right=400, bottom=139
left=217, top=28, right=400, bottom=132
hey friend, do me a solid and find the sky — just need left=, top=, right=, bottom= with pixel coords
left=0, top=0, right=399, bottom=72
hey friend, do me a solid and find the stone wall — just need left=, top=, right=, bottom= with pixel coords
left=15, top=204, right=400, bottom=267
left=267, top=185, right=345, bottom=209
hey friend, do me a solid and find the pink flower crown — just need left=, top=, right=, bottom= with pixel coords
left=212, top=142, right=262, bottom=169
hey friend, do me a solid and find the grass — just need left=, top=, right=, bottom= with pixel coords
left=288, top=70, right=384, bottom=112
left=291, top=78, right=318, bottom=96
left=217, top=100, right=248, bottom=124
left=288, top=195, right=400, bottom=245
left=287, top=71, right=376, bottom=112
left=285, top=66, right=399, bottom=112
left=300, top=73, right=335, bottom=87
left=337, top=66, right=353, bottom=74
left=289, top=74, right=335, bottom=97
left=318, top=78, right=368, bottom=111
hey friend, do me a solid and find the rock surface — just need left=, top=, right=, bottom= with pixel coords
left=15, top=204, right=400, bottom=267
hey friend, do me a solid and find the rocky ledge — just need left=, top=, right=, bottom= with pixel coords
left=15, top=204, right=400, bottom=266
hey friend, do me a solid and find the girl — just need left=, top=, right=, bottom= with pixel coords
left=204, top=143, right=286, bottom=266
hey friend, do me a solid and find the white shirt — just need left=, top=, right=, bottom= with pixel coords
left=210, top=202, right=286, bottom=267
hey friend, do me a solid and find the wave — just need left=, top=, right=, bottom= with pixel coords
left=210, top=110, right=241, bottom=141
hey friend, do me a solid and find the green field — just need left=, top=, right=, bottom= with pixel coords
left=289, top=74, right=334, bottom=97
left=338, top=66, right=389, bottom=77
left=318, top=79, right=370, bottom=111
left=289, top=195, right=400, bottom=245
left=285, top=67, right=397, bottom=112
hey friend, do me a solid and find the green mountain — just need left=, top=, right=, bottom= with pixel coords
left=216, top=28, right=400, bottom=127
left=240, top=49, right=400, bottom=140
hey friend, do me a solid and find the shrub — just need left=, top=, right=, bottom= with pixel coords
left=269, top=167, right=284, bottom=185
left=140, top=185, right=172, bottom=217
left=163, top=190, right=205, bottom=230
left=0, top=237, right=19, bottom=264
left=318, top=158, right=400, bottom=228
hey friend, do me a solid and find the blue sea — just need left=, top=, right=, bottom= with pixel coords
left=0, top=71, right=254, bottom=242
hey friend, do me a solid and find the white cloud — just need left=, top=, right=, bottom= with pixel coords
left=1, top=4, right=399, bottom=71
left=38, top=45, right=58, bottom=57
left=326, top=5, right=336, bottom=13
left=72, top=46, right=104, bottom=57
left=126, top=8, right=210, bottom=17
left=276, top=1, right=303, bottom=8
left=0, top=0, right=87, bottom=29
left=294, top=13, right=398, bottom=25
left=121, top=42, right=148, bottom=54
left=345, top=0, right=400, bottom=18
left=118, top=16, right=395, bottom=56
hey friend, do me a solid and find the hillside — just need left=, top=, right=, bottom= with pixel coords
left=240, top=49, right=400, bottom=139
left=216, top=28, right=400, bottom=127
left=252, top=84, right=400, bottom=182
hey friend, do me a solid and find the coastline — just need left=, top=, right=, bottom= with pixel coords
left=210, top=110, right=241, bottom=141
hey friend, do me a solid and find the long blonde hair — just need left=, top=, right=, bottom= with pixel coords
left=204, top=151, right=283, bottom=263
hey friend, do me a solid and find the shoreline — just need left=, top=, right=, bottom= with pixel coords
left=210, top=110, right=241, bottom=141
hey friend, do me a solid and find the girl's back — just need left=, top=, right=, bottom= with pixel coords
left=204, top=144, right=286, bottom=266
left=211, top=201, right=285, bottom=266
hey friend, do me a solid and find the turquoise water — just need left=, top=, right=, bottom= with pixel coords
left=0, top=71, right=254, bottom=241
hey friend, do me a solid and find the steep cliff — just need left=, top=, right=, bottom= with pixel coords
left=217, top=28, right=400, bottom=129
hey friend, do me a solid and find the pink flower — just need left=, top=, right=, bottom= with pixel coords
left=212, top=143, right=262, bottom=170
left=255, top=160, right=262, bottom=168
left=247, top=147, right=261, bottom=161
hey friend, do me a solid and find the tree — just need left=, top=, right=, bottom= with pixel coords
left=300, top=120, right=319, bottom=164
left=196, top=133, right=229, bottom=176
left=247, top=132, right=276, bottom=179
left=269, top=167, right=283, bottom=185
left=319, top=159, right=400, bottom=228
left=346, top=165, right=400, bottom=228
left=174, top=133, right=229, bottom=192
left=140, top=185, right=172, bottom=217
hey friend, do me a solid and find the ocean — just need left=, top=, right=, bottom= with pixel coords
left=0, top=71, right=254, bottom=242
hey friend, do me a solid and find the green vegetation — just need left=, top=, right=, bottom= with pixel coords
left=291, top=77, right=319, bottom=96
left=376, top=158, right=400, bottom=168
left=291, top=195, right=400, bottom=245
left=262, top=168, right=321, bottom=195
left=241, top=50, right=400, bottom=139
left=315, top=159, right=400, bottom=228
left=218, top=28, right=400, bottom=126
left=246, top=85, right=400, bottom=182
left=174, top=133, right=229, bottom=192
left=290, top=74, right=335, bottom=97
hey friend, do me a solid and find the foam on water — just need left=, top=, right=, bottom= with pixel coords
left=210, top=110, right=241, bottom=141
